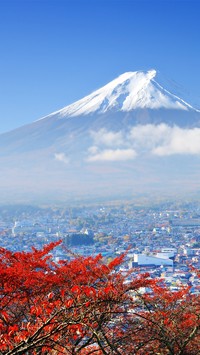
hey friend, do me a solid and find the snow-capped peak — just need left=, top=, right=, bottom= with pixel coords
left=46, top=70, right=199, bottom=119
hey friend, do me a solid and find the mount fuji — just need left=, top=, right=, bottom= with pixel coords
left=1, top=69, right=200, bottom=203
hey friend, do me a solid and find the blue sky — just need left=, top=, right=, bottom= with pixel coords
left=0, top=0, right=200, bottom=133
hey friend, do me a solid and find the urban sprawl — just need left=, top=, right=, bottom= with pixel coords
left=0, top=201, right=200, bottom=294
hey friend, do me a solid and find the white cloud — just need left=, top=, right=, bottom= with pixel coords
left=129, top=124, right=170, bottom=151
left=152, top=126, right=200, bottom=156
left=87, top=148, right=137, bottom=162
left=90, top=128, right=124, bottom=147
left=54, top=153, right=69, bottom=164
left=88, top=146, right=99, bottom=155
left=130, top=124, right=200, bottom=156
left=88, top=125, right=200, bottom=159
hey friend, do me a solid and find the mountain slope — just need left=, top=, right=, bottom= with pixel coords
left=1, top=69, right=200, bottom=154
left=43, top=69, right=198, bottom=117
left=1, top=69, right=200, bottom=203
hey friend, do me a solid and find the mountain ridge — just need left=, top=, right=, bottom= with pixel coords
left=1, top=69, right=200, bottom=203
left=33, top=69, right=199, bottom=126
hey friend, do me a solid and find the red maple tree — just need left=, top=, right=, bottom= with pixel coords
left=0, top=242, right=199, bottom=354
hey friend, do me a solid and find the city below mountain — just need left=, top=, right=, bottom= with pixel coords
left=1, top=69, right=200, bottom=203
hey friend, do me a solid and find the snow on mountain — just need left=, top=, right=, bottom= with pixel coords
left=46, top=69, right=198, bottom=120
left=1, top=69, right=200, bottom=203
left=1, top=69, right=200, bottom=157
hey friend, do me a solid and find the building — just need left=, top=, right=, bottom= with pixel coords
left=129, top=253, right=173, bottom=268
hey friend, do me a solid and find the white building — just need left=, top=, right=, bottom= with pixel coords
left=129, top=253, right=173, bottom=268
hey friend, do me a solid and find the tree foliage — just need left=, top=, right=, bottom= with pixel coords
left=0, top=242, right=199, bottom=354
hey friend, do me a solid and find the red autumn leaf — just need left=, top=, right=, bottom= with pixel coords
left=0, top=242, right=199, bottom=355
